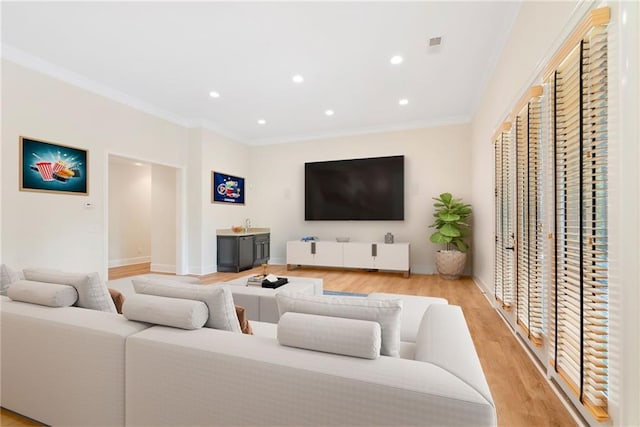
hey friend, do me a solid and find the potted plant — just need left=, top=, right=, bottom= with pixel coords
left=429, top=193, right=472, bottom=280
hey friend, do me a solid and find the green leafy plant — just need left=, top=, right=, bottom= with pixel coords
left=429, top=193, right=472, bottom=252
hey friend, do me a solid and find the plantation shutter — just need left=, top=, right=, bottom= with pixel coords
left=494, top=126, right=514, bottom=309
left=515, top=91, right=544, bottom=345
left=529, top=96, right=544, bottom=342
left=494, top=135, right=504, bottom=305
left=580, top=24, right=608, bottom=419
left=549, top=19, right=609, bottom=421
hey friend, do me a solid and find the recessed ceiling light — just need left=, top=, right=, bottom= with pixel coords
left=134, top=162, right=143, bottom=167
left=292, top=74, right=304, bottom=83
left=209, top=91, right=220, bottom=98
left=399, top=99, right=409, bottom=106
left=325, top=109, right=334, bottom=116
left=257, top=119, right=267, bottom=125
left=390, top=55, right=403, bottom=65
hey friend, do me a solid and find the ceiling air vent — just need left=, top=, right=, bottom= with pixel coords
left=428, top=36, right=442, bottom=47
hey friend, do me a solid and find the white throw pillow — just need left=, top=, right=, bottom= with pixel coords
left=22, top=268, right=116, bottom=313
left=276, top=292, right=403, bottom=357
left=278, top=312, right=381, bottom=359
left=132, top=277, right=241, bottom=333
left=7, top=280, right=78, bottom=307
left=123, top=294, right=209, bottom=330
left=0, top=264, right=24, bottom=296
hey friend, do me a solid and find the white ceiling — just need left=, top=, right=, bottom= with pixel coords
left=1, top=1, right=521, bottom=145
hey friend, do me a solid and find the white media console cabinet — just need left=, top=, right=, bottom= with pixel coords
left=286, top=241, right=410, bottom=277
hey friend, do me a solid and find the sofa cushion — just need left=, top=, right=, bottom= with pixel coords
left=22, top=268, right=116, bottom=313
left=276, top=292, right=402, bottom=357
left=0, top=264, right=24, bottom=296
left=7, top=280, right=78, bottom=307
left=278, top=312, right=381, bottom=359
left=132, top=277, right=241, bottom=333
left=368, top=293, right=448, bottom=342
left=248, top=320, right=277, bottom=338
left=414, top=304, right=494, bottom=406
left=123, top=294, right=209, bottom=330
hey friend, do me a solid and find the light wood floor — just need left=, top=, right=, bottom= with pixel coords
left=2, top=263, right=577, bottom=427
left=108, top=262, right=154, bottom=280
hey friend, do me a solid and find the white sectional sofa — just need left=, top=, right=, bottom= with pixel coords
left=125, top=303, right=495, bottom=426
left=0, top=297, right=148, bottom=426
left=0, top=280, right=496, bottom=426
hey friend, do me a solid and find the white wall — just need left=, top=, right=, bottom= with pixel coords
left=470, top=1, right=640, bottom=426
left=611, top=2, right=640, bottom=425
left=108, top=160, right=151, bottom=266
left=201, top=128, right=251, bottom=273
left=470, top=0, right=579, bottom=293
left=184, top=127, right=250, bottom=275
left=186, top=128, right=204, bottom=274
left=151, top=163, right=177, bottom=273
left=0, top=60, right=188, bottom=278
left=249, top=124, right=471, bottom=273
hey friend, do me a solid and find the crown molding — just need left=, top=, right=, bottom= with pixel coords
left=184, top=119, right=248, bottom=145
left=246, top=115, right=472, bottom=146
left=2, top=43, right=471, bottom=148
left=1, top=43, right=191, bottom=127
left=487, top=0, right=596, bottom=142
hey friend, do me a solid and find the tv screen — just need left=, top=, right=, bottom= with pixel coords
left=305, top=155, right=404, bottom=221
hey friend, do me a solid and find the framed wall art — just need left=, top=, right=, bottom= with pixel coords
left=212, top=171, right=245, bottom=205
left=20, top=136, right=88, bottom=195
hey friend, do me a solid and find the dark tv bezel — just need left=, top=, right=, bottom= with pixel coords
left=304, top=155, right=405, bottom=221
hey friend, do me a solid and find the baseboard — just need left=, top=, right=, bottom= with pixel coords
left=471, top=275, right=497, bottom=308
left=108, top=256, right=151, bottom=268
left=188, top=264, right=218, bottom=276
left=150, top=263, right=176, bottom=274
left=472, top=275, right=493, bottom=297
left=412, top=264, right=473, bottom=276
left=410, top=264, right=436, bottom=275
left=494, top=304, right=588, bottom=427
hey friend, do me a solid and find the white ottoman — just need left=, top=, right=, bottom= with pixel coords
left=224, top=282, right=316, bottom=323
left=138, top=274, right=200, bottom=284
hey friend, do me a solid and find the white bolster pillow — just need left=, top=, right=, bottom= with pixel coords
left=123, top=294, right=209, bottom=330
left=132, top=279, right=241, bottom=332
left=276, top=292, right=402, bottom=357
left=7, top=280, right=78, bottom=307
left=277, top=312, right=381, bottom=359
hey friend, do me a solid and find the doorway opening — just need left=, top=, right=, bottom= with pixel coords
left=107, top=154, right=182, bottom=277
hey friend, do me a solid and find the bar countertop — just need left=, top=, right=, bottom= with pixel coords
left=216, top=227, right=270, bottom=237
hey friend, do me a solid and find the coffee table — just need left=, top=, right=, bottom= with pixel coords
left=223, top=275, right=323, bottom=323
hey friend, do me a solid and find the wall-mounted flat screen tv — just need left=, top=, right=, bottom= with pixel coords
left=305, top=155, right=404, bottom=221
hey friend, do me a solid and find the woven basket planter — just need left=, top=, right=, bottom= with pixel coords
left=435, top=250, right=467, bottom=280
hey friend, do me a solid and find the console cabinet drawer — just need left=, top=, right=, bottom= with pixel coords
left=287, top=241, right=409, bottom=276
